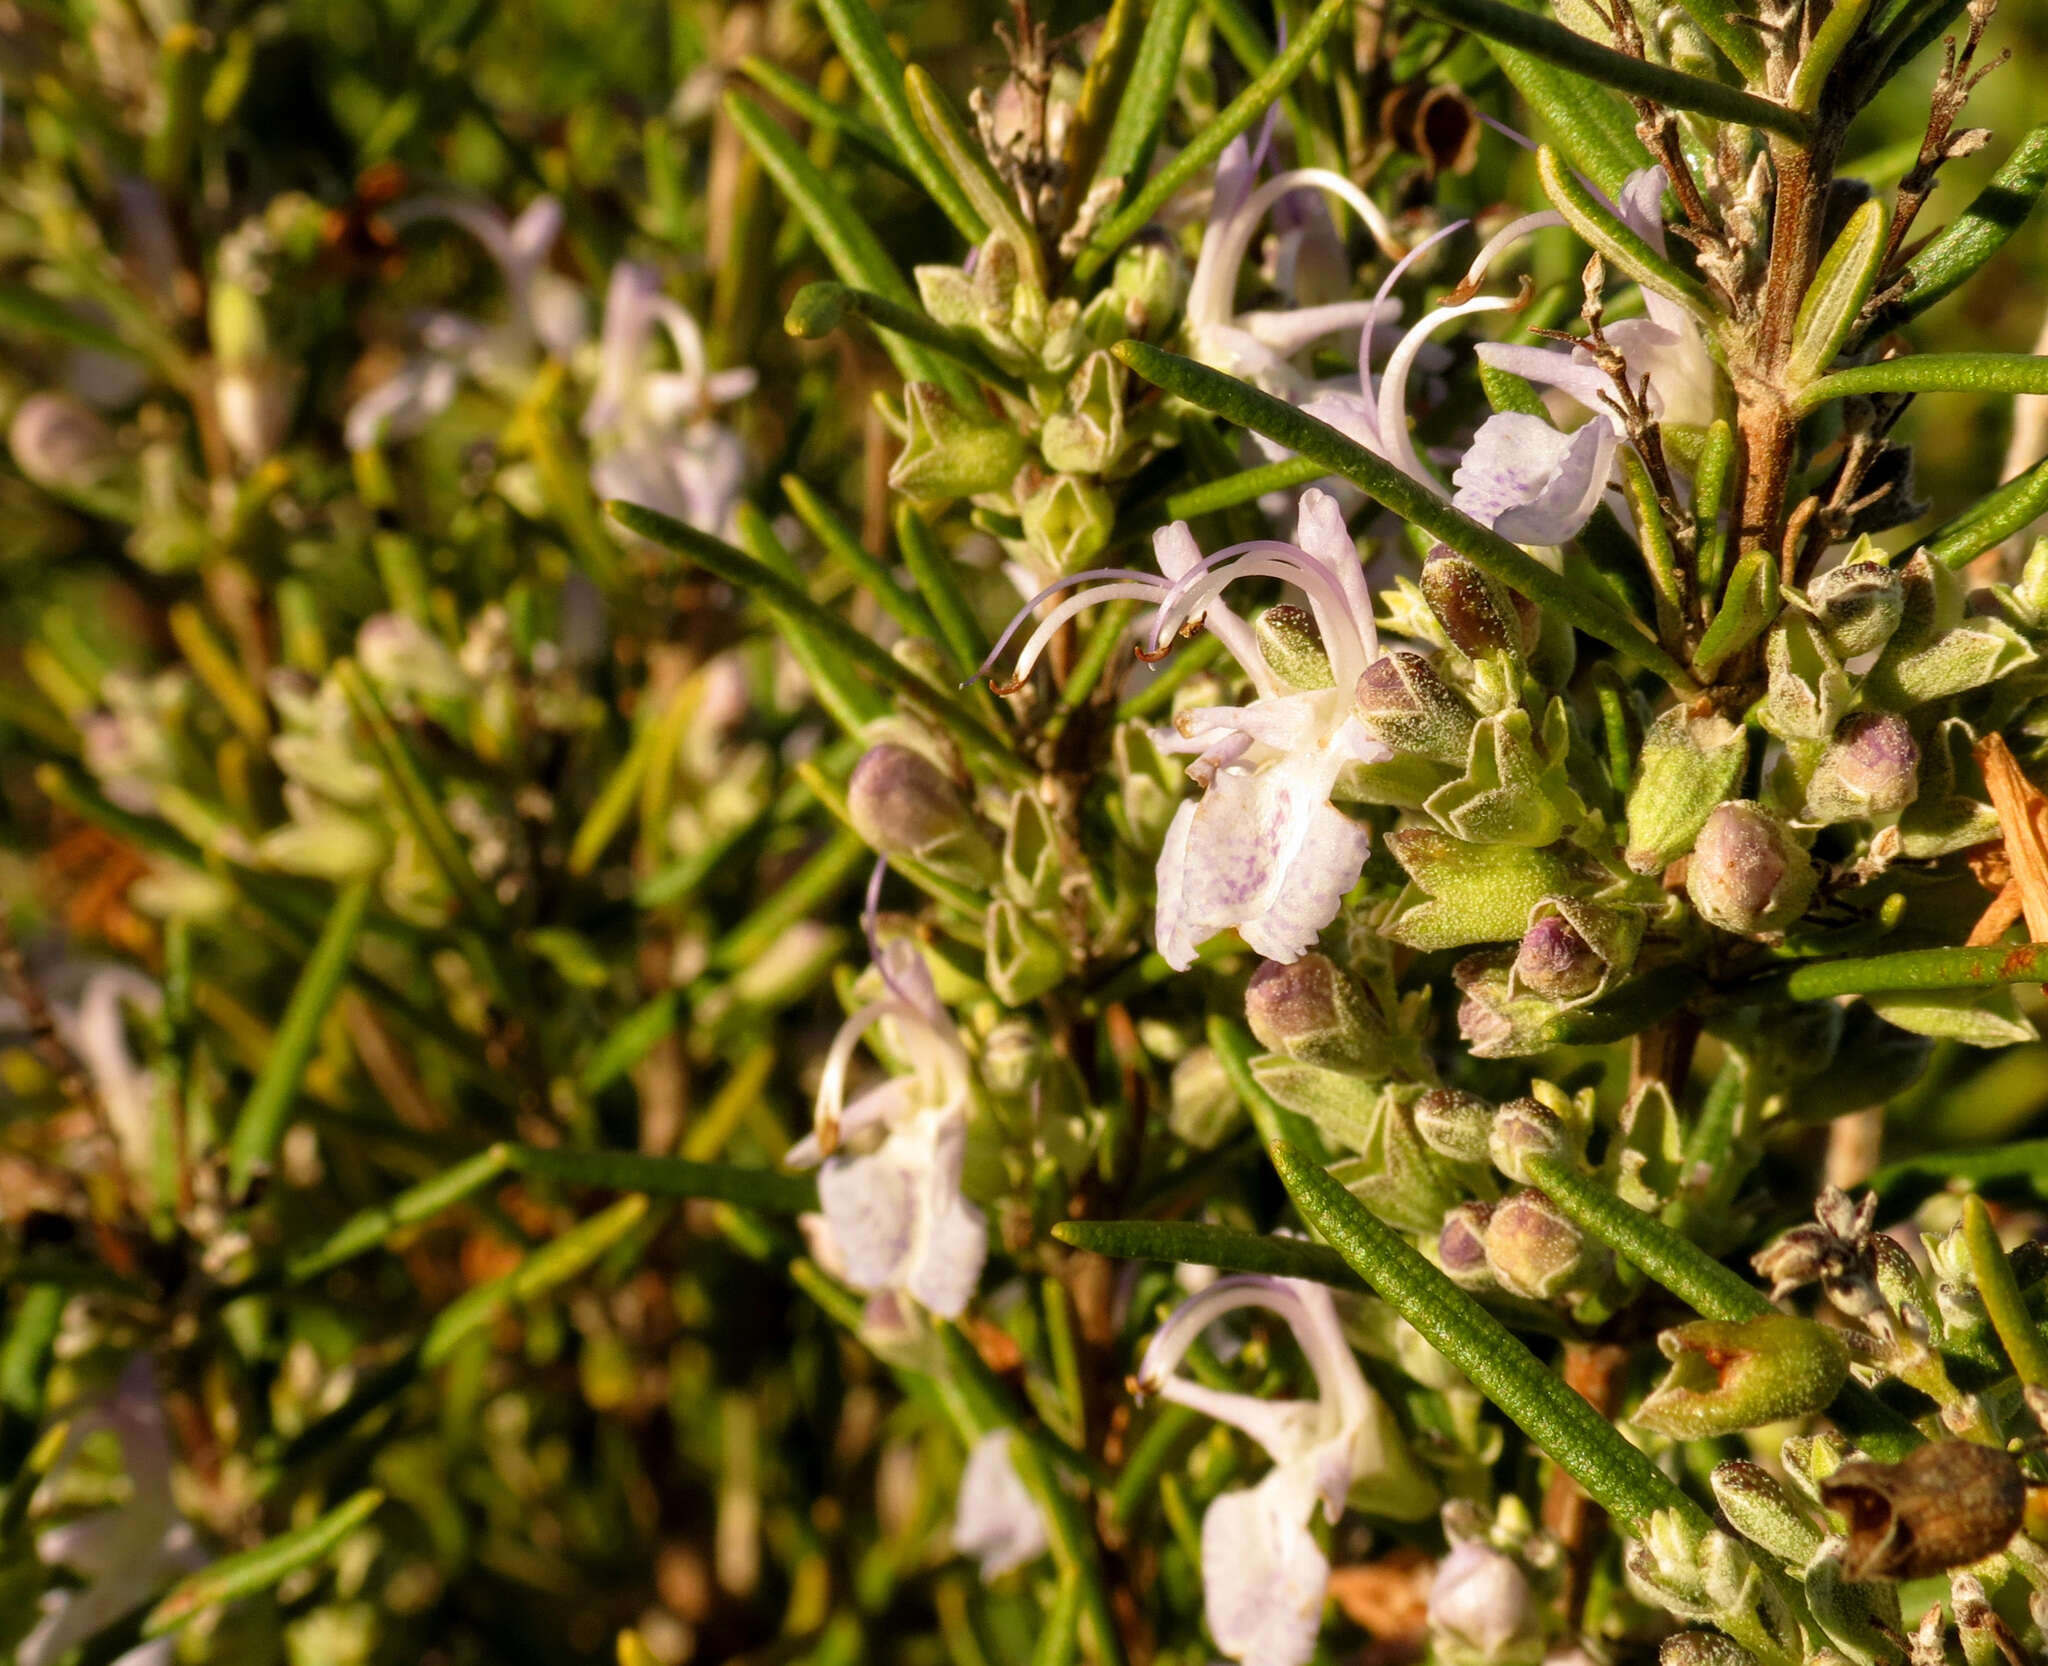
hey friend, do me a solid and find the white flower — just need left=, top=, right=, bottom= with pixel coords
left=583, top=262, right=755, bottom=537
left=1135, top=1274, right=1436, bottom=1666
left=983, top=487, right=1390, bottom=969
left=952, top=1429, right=1050, bottom=1579
left=20, top=1357, right=206, bottom=1666
left=0, top=967, right=163, bottom=1178
left=344, top=195, right=586, bottom=451
left=1454, top=166, right=1718, bottom=546
left=1186, top=136, right=1406, bottom=402
left=785, top=924, right=985, bottom=1319
left=1429, top=1539, right=1544, bottom=1665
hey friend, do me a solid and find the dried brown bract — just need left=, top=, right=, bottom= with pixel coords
left=1819, top=1441, right=2025, bottom=1581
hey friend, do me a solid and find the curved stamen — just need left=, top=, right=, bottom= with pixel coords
left=1240, top=169, right=1407, bottom=264
left=970, top=568, right=1161, bottom=686
left=812, top=998, right=896, bottom=1155
left=991, top=583, right=1173, bottom=694
left=1155, top=554, right=1360, bottom=683
left=1135, top=1275, right=1311, bottom=1393
left=1452, top=211, right=1564, bottom=302
left=1148, top=539, right=1317, bottom=631
left=1378, top=293, right=1523, bottom=487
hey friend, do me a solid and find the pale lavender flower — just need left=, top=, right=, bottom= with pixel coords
left=1135, top=1274, right=1435, bottom=1666
left=344, top=195, right=586, bottom=451
left=582, top=262, right=755, bottom=536
left=1429, top=1539, right=1544, bottom=1665
left=1186, top=136, right=1406, bottom=400
left=983, top=487, right=1389, bottom=968
left=1454, top=166, right=1717, bottom=545
left=785, top=891, right=985, bottom=1319
left=20, top=1358, right=206, bottom=1666
left=952, top=1429, right=1050, bottom=1579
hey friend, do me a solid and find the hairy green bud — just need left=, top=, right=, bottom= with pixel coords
left=1354, top=651, right=1475, bottom=763
left=1634, top=1315, right=1850, bottom=1439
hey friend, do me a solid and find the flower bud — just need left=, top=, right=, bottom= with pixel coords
left=1244, top=954, right=1388, bottom=1071
left=1633, top=1315, right=1850, bottom=1439
left=1428, top=1539, right=1544, bottom=1666
left=1422, top=546, right=1537, bottom=660
left=1659, top=1635, right=1757, bottom=1666
left=887, top=381, right=1026, bottom=500
left=8, top=392, right=116, bottom=493
left=980, top=1019, right=1045, bottom=1097
left=1711, top=1461, right=1824, bottom=1569
left=1808, top=562, right=1904, bottom=659
left=1818, top=1441, right=2025, bottom=1582
left=1487, top=1097, right=1570, bottom=1184
left=1624, top=708, right=1749, bottom=875
left=1803, top=712, right=1920, bottom=821
left=1108, top=242, right=1185, bottom=338
left=985, top=898, right=1065, bottom=1006
left=1255, top=604, right=1335, bottom=691
left=1686, top=802, right=1815, bottom=937
left=1353, top=651, right=1476, bottom=764
left=1436, top=1201, right=1496, bottom=1290
left=1019, top=472, right=1113, bottom=572
left=846, top=745, right=997, bottom=877
left=1511, top=914, right=1602, bottom=1002
left=1483, top=1189, right=1595, bottom=1300
left=1415, top=1088, right=1494, bottom=1164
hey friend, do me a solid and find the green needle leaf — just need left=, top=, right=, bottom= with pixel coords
left=1050, top=1219, right=1365, bottom=1288
left=144, top=1489, right=385, bottom=1636
left=784, top=280, right=1027, bottom=396
left=1091, top=0, right=1200, bottom=213
left=1404, top=0, right=1808, bottom=138
left=1269, top=1141, right=1698, bottom=1533
left=1536, top=146, right=1720, bottom=333
left=1922, top=451, right=2048, bottom=569
left=1072, top=0, right=1354, bottom=282
left=1113, top=340, right=1695, bottom=689
left=606, top=498, right=1029, bottom=783
left=736, top=55, right=917, bottom=187
left=226, top=878, right=372, bottom=1199
left=813, top=0, right=988, bottom=246
left=1741, top=941, right=2048, bottom=1000
left=1794, top=352, right=2048, bottom=411
left=1963, top=1194, right=2048, bottom=1387
left=1788, top=197, right=1887, bottom=386
left=286, top=1147, right=516, bottom=1283
left=501, top=1146, right=819, bottom=1214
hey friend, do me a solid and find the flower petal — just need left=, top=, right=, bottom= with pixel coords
left=1200, top=1464, right=1332, bottom=1666
left=1452, top=412, right=1616, bottom=546
left=952, top=1430, right=1050, bottom=1579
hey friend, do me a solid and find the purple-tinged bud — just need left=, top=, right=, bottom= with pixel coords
left=1633, top=1314, right=1850, bottom=1439
left=1487, top=1097, right=1570, bottom=1184
left=1436, top=1201, right=1496, bottom=1290
left=1685, top=802, right=1815, bottom=937
left=1456, top=993, right=1515, bottom=1056
left=1804, top=712, right=1920, bottom=821
left=1808, top=562, right=1904, bottom=659
left=8, top=392, right=116, bottom=493
left=1244, top=954, right=1388, bottom=1071
left=847, top=744, right=995, bottom=876
left=1428, top=1539, right=1543, bottom=1666
left=1422, top=546, right=1537, bottom=660
left=1255, top=604, right=1335, bottom=691
left=1353, top=651, right=1475, bottom=764
left=1483, top=1189, right=1594, bottom=1300
left=1512, top=914, right=1602, bottom=1002
left=1414, top=1088, right=1494, bottom=1164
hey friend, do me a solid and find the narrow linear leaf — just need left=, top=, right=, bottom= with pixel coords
left=1865, top=126, right=2048, bottom=337
left=1162, top=456, right=1324, bottom=520
left=1962, top=1194, right=2048, bottom=1387
left=1481, top=42, right=1650, bottom=198
left=1788, top=198, right=1887, bottom=385
left=782, top=473, right=938, bottom=641
left=226, top=879, right=372, bottom=1198
left=903, top=66, right=1045, bottom=291
left=736, top=54, right=918, bottom=187
left=735, top=503, right=888, bottom=736
left=1870, top=1139, right=2048, bottom=1203
left=1750, top=941, right=2048, bottom=999
left=1057, top=0, right=1147, bottom=228
left=1073, top=0, right=1353, bottom=282
left=1270, top=1141, right=1698, bottom=1533
left=1051, top=1219, right=1364, bottom=1288
left=1922, top=451, right=2048, bottom=569
left=1093, top=0, right=1201, bottom=211
left=1207, top=1015, right=1322, bottom=1158
left=1795, top=352, right=2048, bottom=411
left=1692, top=549, right=1778, bottom=681
left=1664, top=0, right=1766, bottom=81
left=894, top=503, right=989, bottom=682
left=1405, top=0, right=1808, bottom=138
left=1692, top=419, right=1737, bottom=607
left=287, top=1146, right=515, bottom=1283
left=606, top=499, right=1029, bottom=782
left=579, top=991, right=681, bottom=1095
left=1787, top=0, right=1877, bottom=110
left=813, top=0, right=987, bottom=245
left=724, top=90, right=965, bottom=395
left=143, top=1489, right=384, bottom=1636
left=1114, top=341, right=1695, bottom=689
left=503, top=1146, right=818, bottom=1214
left=784, top=281, right=1026, bottom=396
left=1536, top=147, right=1720, bottom=332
